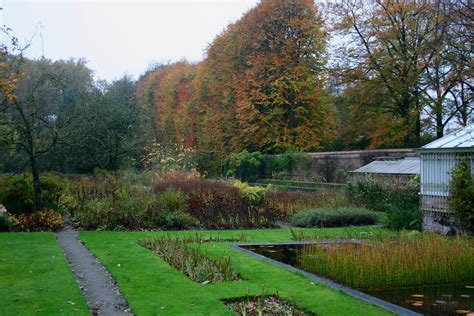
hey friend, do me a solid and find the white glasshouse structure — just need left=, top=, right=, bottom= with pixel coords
left=419, top=124, right=474, bottom=233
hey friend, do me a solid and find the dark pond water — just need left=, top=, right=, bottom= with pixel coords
left=241, top=243, right=474, bottom=316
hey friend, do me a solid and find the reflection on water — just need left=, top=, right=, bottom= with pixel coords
left=366, top=285, right=474, bottom=316
left=241, top=243, right=474, bottom=316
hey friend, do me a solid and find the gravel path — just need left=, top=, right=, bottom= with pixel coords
left=57, top=227, right=133, bottom=316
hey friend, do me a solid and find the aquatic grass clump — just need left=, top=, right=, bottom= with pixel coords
left=139, top=237, right=240, bottom=283
left=298, top=234, right=474, bottom=289
left=290, top=226, right=417, bottom=242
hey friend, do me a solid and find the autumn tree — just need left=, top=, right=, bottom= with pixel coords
left=236, top=0, right=333, bottom=153
left=136, top=61, right=200, bottom=167
left=328, top=0, right=458, bottom=147
left=195, top=0, right=333, bottom=154
left=419, top=0, right=473, bottom=138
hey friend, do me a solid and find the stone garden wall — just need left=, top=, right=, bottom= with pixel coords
left=281, top=149, right=418, bottom=183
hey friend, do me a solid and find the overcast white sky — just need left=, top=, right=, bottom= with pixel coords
left=1, top=0, right=259, bottom=82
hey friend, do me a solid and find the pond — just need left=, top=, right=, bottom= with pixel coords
left=240, top=243, right=474, bottom=316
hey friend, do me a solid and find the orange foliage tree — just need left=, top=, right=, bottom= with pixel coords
left=136, top=61, right=199, bottom=151
left=137, top=0, right=334, bottom=156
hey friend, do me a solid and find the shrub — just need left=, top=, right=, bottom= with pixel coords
left=346, top=176, right=419, bottom=213
left=223, top=150, right=265, bottom=182
left=79, top=187, right=159, bottom=230
left=291, top=207, right=378, bottom=228
left=153, top=172, right=276, bottom=228
left=8, top=209, right=63, bottom=231
left=263, top=152, right=313, bottom=180
left=264, top=189, right=348, bottom=219
left=384, top=205, right=422, bottom=231
left=158, top=212, right=200, bottom=230
left=191, top=151, right=223, bottom=178
left=157, top=188, right=189, bottom=213
left=155, top=188, right=196, bottom=229
left=233, top=180, right=269, bottom=206
left=74, top=173, right=199, bottom=230
left=67, top=174, right=123, bottom=217
left=0, top=210, right=11, bottom=231
left=449, top=160, right=474, bottom=234
left=346, top=177, right=422, bottom=231
left=0, top=173, right=67, bottom=214
left=0, top=175, right=33, bottom=214
left=40, top=174, right=68, bottom=211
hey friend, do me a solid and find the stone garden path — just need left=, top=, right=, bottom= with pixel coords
left=57, top=227, right=133, bottom=316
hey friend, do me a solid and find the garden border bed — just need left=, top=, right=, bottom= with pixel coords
left=229, top=240, right=420, bottom=316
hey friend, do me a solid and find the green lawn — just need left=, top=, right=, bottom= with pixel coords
left=0, top=232, right=88, bottom=316
left=79, top=226, right=393, bottom=316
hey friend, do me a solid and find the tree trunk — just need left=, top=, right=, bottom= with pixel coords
left=30, top=155, right=42, bottom=211
left=459, top=82, right=468, bottom=126
left=415, top=116, right=421, bottom=146
left=436, top=102, right=444, bottom=139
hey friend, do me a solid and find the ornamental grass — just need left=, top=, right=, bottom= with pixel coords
left=140, top=236, right=240, bottom=283
left=298, top=234, right=474, bottom=289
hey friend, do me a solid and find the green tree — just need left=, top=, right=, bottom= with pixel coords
left=55, top=76, right=142, bottom=172
left=1, top=52, right=94, bottom=209
left=449, top=160, right=474, bottom=234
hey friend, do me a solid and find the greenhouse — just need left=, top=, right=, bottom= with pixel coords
left=419, top=124, right=474, bottom=233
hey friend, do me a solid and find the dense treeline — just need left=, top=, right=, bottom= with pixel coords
left=1, top=0, right=473, bottom=183
left=137, top=0, right=333, bottom=155
left=137, top=0, right=473, bottom=154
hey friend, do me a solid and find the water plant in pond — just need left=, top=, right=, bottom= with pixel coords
left=139, top=237, right=240, bottom=283
left=289, top=226, right=419, bottom=242
left=298, top=234, right=474, bottom=289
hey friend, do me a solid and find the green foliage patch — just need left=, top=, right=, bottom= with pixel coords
left=346, top=176, right=421, bottom=231
left=0, top=173, right=66, bottom=215
left=449, top=160, right=474, bottom=234
left=223, top=150, right=265, bottom=183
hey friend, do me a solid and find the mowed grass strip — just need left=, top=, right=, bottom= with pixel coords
left=79, top=227, right=393, bottom=316
left=0, top=232, right=88, bottom=315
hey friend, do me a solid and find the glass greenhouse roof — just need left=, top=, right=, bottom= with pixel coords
left=351, top=157, right=420, bottom=175
left=421, top=124, right=474, bottom=150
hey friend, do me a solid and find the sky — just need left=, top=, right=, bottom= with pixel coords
left=1, top=0, right=259, bottom=82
